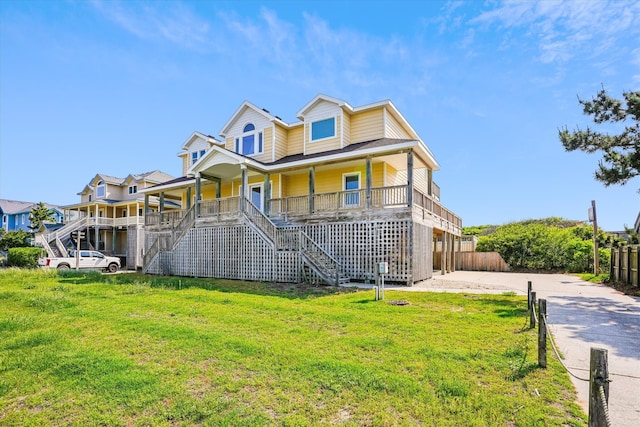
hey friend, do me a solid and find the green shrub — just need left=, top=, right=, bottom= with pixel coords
left=0, top=230, right=32, bottom=250
left=474, top=217, right=612, bottom=273
left=7, top=247, right=43, bottom=268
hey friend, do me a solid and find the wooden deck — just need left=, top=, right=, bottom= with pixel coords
left=145, top=185, right=461, bottom=234
left=143, top=185, right=461, bottom=285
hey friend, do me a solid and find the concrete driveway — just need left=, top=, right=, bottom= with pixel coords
left=385, top=271, right=640, bottom=427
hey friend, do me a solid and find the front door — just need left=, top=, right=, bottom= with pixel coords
left=249, top=184, right=263, bottom=211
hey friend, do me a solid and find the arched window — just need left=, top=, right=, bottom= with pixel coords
left=236, top=123, right=263, bottom=156
left=96, top=180, right=105, bottom=198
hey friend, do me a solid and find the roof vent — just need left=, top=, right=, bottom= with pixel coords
left=262, top=108, right=270, bottom=114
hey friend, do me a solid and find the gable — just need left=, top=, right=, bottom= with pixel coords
left=225, top=108, right=273, bottom=138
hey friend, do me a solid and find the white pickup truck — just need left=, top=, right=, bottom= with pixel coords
left=39, top=250, right=120, bottom=273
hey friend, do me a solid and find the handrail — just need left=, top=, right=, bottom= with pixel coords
left=264, top=185, right=461, bottom=230
left=242, top=198, right=277, bottom=246
left=199, top=196, right=241, bottom=218
left=299, top=230, right=342, bottom=285
left=172, top=204, right=196, bottom=249
left=143, top=234, right=171, bottom=271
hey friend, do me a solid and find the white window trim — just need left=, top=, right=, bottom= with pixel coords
left=191, top=149, right=207, bottom=165
left=237, top=122, right=264, bottom=156
left=342, top=172, right=361, bottom=207
left=342, top=171, right=361, bottom=191
left=128, top=185, right=137, bottom=194
left=310, top=116, right=337, bottom=143
left=96, top=180, right=105, bottom=198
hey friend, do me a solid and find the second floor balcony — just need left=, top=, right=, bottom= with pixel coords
left=145, top=184, right=462, bottom=235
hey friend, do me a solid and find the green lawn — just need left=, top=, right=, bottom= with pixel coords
left=0, top=269, right=586, bottom=426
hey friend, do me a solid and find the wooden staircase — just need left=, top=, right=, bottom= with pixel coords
left=144, top=198, right=350, bottom=286
left=243, top=198, right=349, bottom=285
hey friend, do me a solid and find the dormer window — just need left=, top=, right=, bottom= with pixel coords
left=128, top=185, right=137, bottom=194
left=96, top=180, right=105, bottom=198
left=235, top=123, right=263, bottom=156
left=191, top=149, right=206, bottom=164
left=311, top=117, right=336, bottom=141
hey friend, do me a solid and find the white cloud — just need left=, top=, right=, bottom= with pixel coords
left=89, top=0, right=211, bottom=50
left=470, top=0, right=640, bottom=66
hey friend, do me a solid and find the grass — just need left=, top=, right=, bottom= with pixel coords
left=0, top=268, right=586, bottom=426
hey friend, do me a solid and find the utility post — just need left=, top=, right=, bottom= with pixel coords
left=589, top=200, right=599, bottom=275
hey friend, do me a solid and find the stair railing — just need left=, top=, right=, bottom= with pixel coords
left=299, top=230, right=342, bottom=285
left=242, top=198, right=277, bottom=247
left=171, top=204, right=196, bottom=250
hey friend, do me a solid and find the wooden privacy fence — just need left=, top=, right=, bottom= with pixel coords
left=528, top=283, right=612, bottom=426
left=610, top=245, right=639, bottom=287
left=449, top=251, right=510, bottom=272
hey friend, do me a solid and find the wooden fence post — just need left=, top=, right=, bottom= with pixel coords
left=589, top=347, right=610, bottom=427
left=538, top=299, right=547, bottom=368
left=530, top=291, right=537, bottom=329
left=527, top=281, right=532, bottom=311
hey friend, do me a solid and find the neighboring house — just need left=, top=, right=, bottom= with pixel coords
left=142, top=94, right=462, bottom=285
left=39, top=170, right=177, bottom=269
left=635, top=212, right=640, bottom=236
left=0, top=199, right=64, bottom=232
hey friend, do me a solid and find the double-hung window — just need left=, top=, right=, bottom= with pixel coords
left=311, top=117, right=336, bottom=141
left=191, top=149, right=206, bottom=164
left=236, top=123, right=263, bottom=156
left=128, top=185, right=137, bottom=194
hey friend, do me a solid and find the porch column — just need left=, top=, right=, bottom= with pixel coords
left=407, top=150, right=414, bottom=207
left=240, top=166, right=248, bottom=210
left=366, top=157, right=372, bottom=209
left=215, top=180, right=221, bottom=199
left=159, top=192, right=165, bottom=213
left=112, top=226, right=117, bottom=254
left=448, top=233, right=454, bottom=273
left=427, top=169, right=433, bottom=197
left=195, top=173, right=201, bottom=216
left=441, top=231, right=447, bottom=275
left=264, top=173, right=271, bottom=216
left=308, top=167, right=315, bottom=214
left=94, top=204, right=99, bottom=251
left=144, top=194, right=149, bottom=213
left=186, top=187, right=192, bottom=209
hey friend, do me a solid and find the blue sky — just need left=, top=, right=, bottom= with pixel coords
left=1, top=0, right=638, bottom=231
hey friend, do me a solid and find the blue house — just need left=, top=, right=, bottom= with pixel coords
left=0, top=199, right=64, bottom=232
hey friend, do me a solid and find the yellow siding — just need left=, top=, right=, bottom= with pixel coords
left=342, top=112, right=351, bottom=147
left=225, top=137, right=235, bottom=151
left=249, top=127, right=273, bottom=163
left=314, top=165, right=364, bottom=193
left=180, top=154, right=189, bottom=175
left=285, top=172, right=308, bottom=197
left=220, top=182, right=233, bottom=198
left=305, top=116, right=342, bottom=155
left=201, top=187, right=217, bottom=200
left=274, top=124, right=288, bottom=161
left=372, top=163, right=384, bottom=187
left=385, top=108, right=412, bottom=139
left=350, top=109, right=384, bottom=144
left=277, top=163, right=389, bottom=198
left=385, top=163, right=399, bottom=186
left=413, top=167, right=430, bottom=194
left=287, top=125, right=304, bottom=156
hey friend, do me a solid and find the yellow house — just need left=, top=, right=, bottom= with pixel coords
left=40, top=170, right=177, bottom=269
left=142, top=95, right=462, bottom=285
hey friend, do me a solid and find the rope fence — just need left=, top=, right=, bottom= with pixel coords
left=527, top=283, right=612, bottom=427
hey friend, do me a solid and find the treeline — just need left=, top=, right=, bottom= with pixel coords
left=464, top=217, right=634, bottom=273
